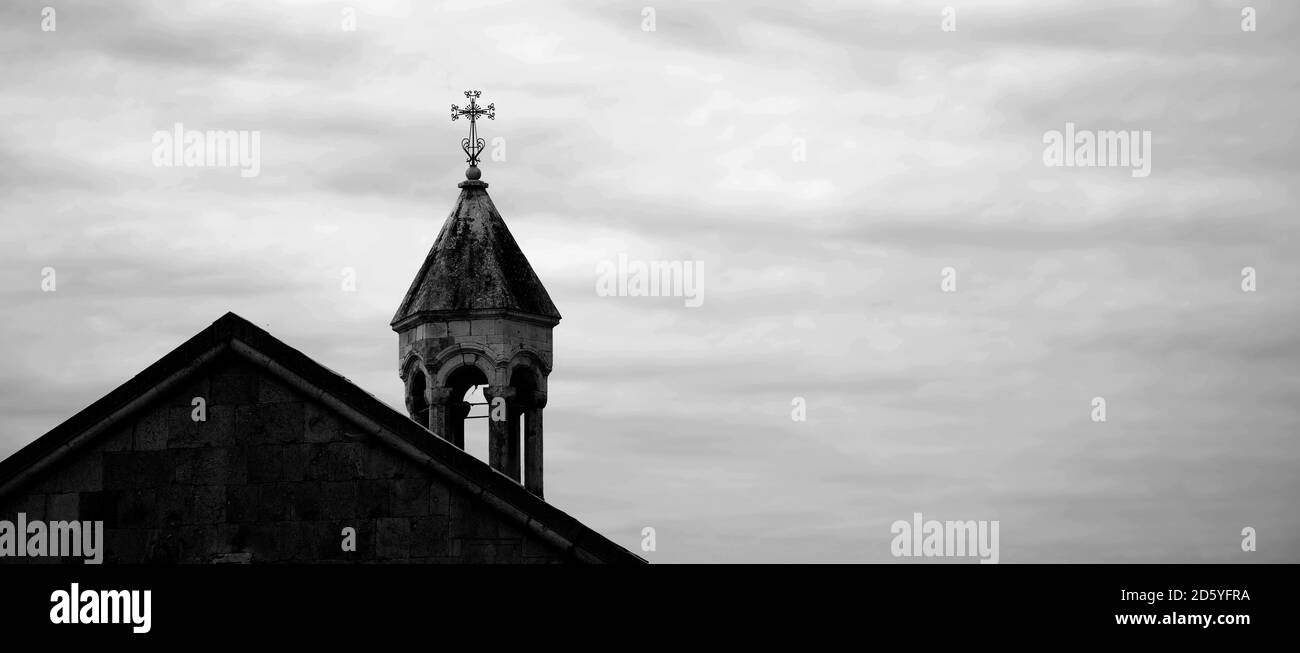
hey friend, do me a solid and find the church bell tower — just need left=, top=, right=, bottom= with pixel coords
left=391, top=91, right=559, bottom=498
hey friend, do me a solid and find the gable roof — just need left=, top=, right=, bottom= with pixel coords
left=0, top=312, right=643, bottom=564
left=391, top=180, right=561, bottom=328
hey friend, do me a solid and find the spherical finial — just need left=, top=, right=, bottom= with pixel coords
left=465, top=166, right=482, bottom=180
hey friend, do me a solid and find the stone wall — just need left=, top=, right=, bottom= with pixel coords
left=398, top=315, right=553, bottom=385
left=0, top=354, right=568, bottom=564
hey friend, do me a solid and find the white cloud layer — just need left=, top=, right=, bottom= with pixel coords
left=1, top=0, right=1297, bottom=562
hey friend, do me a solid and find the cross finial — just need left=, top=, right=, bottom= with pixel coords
left=451, top=90, right=495, bottom=177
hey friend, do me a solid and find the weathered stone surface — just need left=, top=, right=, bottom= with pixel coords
left=460, top=538, right=522, bottom=564
left=234, top=405, right=257, bottom=443
left=365, top=443, right=421, bottom=479
left=390, top=183, right=560, bottom=323
left=78, top=490, right=109, bottom=524
left=311, top=443, right=365, bottom=481
left=115, top=489, right=155, bottom=529
left=246, top=446, right=282, bottom=483
left=224, top=485, right=259, bottom=523
left=410, top=516, right=451, bottom=557
left=101, top=426, right=133, bottom=453
left=255, top=483, right=295, bottom=522
left=0, top=345, right=575, bottom=564
left=198, top=405, right=236, bottom=448
left=390, top=477, right=432, bottom=517
left=46, top=492, right=79, bottom=519
left=192, top=485, right=226, bottom=524
left=280, top=443, right=316, bottom=482
left=304, top=403, right=342, bottom=443
left=320, top=481, right=359, bottom=520
left=167, top=405, right=201, bottom=448
left=32, top=451, right=102, bottom=494
left=290, top=481, right=322, bottom=520
left=103, top=451, right=168, bottom=490
left=170, top=378, right=210, bottom=408
left=12, top=492, right=46, bottom=520
left=375, top=517, right=410, bottom=559
left=449, top=489, right=505, bottom=539
left=356, top=479, right=389, bottom=518
left=210, top=372, right=257, bottom=406
left=257, top=375, right=297, bottom=404
left=157, top=485, right=194, bottom=527
left=135, top=409, right=167, bottom=451
left=253, top=403, right=304, bottom=444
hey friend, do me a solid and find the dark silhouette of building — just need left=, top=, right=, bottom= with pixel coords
left=0, top=169, right=643, bottom=564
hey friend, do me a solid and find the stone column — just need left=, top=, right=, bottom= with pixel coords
left=524, top=406, right=543, bottom=498
left=427, top=388, right=455, bottom=443
left=448, top=399, right=469, bottom=449
left=484, top=386, right=517, bottom=479
left=506, top=405, right=523, bottom=481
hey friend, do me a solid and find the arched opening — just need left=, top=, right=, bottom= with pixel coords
left=509, top=364, right=539, bottom=395
left=408, top=366, right=430, bottom=428
left=509, top=364, right=541, bottom=492
left=445, top=364, right=489, bottom=457
left=460, top=383, right=490, bottom=462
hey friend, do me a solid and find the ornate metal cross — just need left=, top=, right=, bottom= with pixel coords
left=450, top=90, right=495, bottom=167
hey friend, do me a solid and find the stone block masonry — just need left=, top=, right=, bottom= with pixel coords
left=0, top=353, right=568, bottom=564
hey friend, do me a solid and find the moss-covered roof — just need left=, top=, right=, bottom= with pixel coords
left=391, top=180, right=560, bottom=327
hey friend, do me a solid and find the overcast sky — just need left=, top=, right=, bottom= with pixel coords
left=1, top=0, right=1297, bottom=562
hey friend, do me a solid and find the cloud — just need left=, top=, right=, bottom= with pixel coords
left=0, top=0, right=1297, bottom=562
